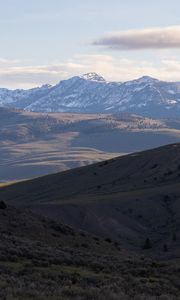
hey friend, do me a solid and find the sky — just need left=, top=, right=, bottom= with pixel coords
left=1, top=0, right=180, bottom=88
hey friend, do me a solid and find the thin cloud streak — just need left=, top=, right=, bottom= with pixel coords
left=0, top=58, right=22, bottom=65
left=93, top=26, right=180, bottom=50
left=1, top=55, right=180, bottom=89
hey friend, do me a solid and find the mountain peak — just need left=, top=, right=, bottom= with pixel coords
left=136, top=76, right=159, bottom=83
left=80, top=72, right=106, bottom=82
left=41, top=84, right=52, bottom=89
left=124, top=76, right=159, bottom=87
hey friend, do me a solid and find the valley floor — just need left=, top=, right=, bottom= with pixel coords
left=0, top=109, right=180, bottom=182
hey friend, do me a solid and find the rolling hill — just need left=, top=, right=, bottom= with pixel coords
left=1, top=143, right=180, bottom=299
left=1, top=143, right=180, bottom=256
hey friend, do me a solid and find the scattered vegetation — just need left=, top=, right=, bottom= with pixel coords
left=1, top=205, right=180, bottom=299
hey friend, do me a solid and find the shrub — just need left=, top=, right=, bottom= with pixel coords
left=105, top=238, right=112, bottom=243
left=151, top=163, right=158, bottom=169
left=163, top=244, right=168, bottom=252
left=0, top=201, right=7, bottom=209
left=81, top=243, right=88, bottom=248
left=142, top=238, right=152, bottom=250
left=172, top=233, right=177, bottom=242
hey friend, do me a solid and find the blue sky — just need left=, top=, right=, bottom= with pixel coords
left=1, top=0, right=180, bottom=88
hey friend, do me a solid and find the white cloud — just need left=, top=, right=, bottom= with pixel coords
left=0, top=55, right=115, bottom=88
left=1, top=54, right=180, bottom=89
left=93, top=26, right=180, bottom=50
left=0, top=58, right=21, bottom=65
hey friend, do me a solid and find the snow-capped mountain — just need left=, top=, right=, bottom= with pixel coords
left=0, top=84, right=52, bottom=109
left=1, top=73, right=180, bottom=117
left=80, top=72, right=106, bottom=82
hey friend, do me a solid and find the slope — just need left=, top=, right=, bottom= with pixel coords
left=1, top=203, right=180, bottom=299
left=1, top=143, right=180, bottom=254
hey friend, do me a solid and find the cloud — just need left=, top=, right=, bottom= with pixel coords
left=93, top=26, right=180, bottom=50
left=0, top=58, right=21, bottom=65
left=1, top=54, right=180, bottom=89
left=0, top=55, right=115, bottom=88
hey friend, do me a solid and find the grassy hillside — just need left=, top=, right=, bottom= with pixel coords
left=1, top=143, right=180, bottom=255
left=1, top=203, right=180, bottom=299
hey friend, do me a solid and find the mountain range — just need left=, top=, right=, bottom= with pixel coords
left=1, top=73, right=180, bottom=117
